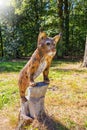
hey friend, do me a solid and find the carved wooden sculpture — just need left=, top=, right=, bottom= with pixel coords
left=17, top=31, right=61, bottom=129
left=18, top=30, right=61, bottom=103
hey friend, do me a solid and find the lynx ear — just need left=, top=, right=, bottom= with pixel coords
left=38, top=31, right=47, bottom=45
left=53, top=34, right=61, bottom=44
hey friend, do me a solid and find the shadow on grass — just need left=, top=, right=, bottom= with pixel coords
left=17, top=112, right=69, bottom=130
left=0, top=60, right=62, bottom=73
left=52, top=68, right=86, bottom=73
left=0, top=59, right=81, bottom=73
left=31, top=112, right=69, bottom=130
left=51, top=59, right=79, bottom=67
left=0, top=61, right=27, bottom=72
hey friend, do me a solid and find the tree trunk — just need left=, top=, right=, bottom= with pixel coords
left=17, top=82, right=48, bottom=129
left=57, top=0, right=63, bottom=32
left=56, top=0, right=64, bottom=58
left=64, top=0, right=69, bottom=56
left=83, top=36, right=87, bottom=67
left=0, top=26, right=3, bottom=57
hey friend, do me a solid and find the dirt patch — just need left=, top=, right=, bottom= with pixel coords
left=0, top=114, right=14, bottom=130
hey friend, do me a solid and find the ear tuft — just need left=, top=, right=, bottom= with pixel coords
left=38, top=31, right=47, bottom=44
left=39, top=27, right=44, bottom=32
left=53, top=35, right=61, bottom=44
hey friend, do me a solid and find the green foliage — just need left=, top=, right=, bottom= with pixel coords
left=0, top=0, right=87, bottom=59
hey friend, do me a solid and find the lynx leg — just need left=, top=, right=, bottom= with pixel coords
left=43, top=67, right=50, bottom=84
left=18, top=76, right=29, bottom=103
left=29, top=74, right=36, bottom=87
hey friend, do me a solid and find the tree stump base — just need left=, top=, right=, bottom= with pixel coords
left=17, top=82, right=48, bottom=129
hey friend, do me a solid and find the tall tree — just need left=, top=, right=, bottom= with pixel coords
left=83, top=36, right=87, bottom=67
left=57, top=0, right=63, bottom=32
left=0, top=0, right=87, bottom=59
left=64, top=0, right=69, bottom=55
left=15, top=0, right=46, bottom=56
left=0, top=25, right=3, bottom=57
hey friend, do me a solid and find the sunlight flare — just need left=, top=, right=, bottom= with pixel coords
left=0, top=0, right=11, bottom=8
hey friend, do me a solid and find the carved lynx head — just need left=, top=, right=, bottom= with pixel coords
left=37, top=31, right=61, bottom=56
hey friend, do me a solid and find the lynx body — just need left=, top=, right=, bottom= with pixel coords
left=18, top=31, right=61, bottom=103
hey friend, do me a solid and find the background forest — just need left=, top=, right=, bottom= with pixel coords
left=0, top=0, right=87, bottom=60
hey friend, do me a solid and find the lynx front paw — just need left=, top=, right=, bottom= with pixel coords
left=30, top=82, right=36, bottom=87
left=21, top=96, right=28, bottom=103
left=44, top=79, right=50, bottom=84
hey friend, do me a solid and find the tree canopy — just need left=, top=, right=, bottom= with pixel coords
left=0, top=0, right=87, bottom=60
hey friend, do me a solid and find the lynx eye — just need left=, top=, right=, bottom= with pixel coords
left=46, top=42, right=50, bottom=46
left=53, top=43, right=55, bottom=46
left=41, top=37, right=43, bottom=40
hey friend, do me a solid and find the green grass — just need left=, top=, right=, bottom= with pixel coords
left=0, top=60, right=87, bottom=130
left=0, top=61, right=27, bottom=72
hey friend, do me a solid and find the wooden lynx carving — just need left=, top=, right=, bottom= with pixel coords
left=18, top=30, right=61, bottom=103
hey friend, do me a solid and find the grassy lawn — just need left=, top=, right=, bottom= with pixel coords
left=0, top=60, right=87, bottom=130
